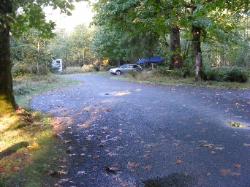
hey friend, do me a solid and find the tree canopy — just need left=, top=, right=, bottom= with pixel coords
left=0, top=0, right=82, bottom=115
left=92, top=0, right=250, bottom=77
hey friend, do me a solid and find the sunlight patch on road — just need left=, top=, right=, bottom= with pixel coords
left=113, top=91, right=131, bottom=97
left=227, top=121, right=250, bottom=129
left=101, top=90, right=132, bottom=97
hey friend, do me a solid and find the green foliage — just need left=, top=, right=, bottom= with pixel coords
left=223, top=68, right=248, bottom=82
left=92, top=0, right=250, bottom=79
left=202, top=67, right=248, bottom=83
left=91, top=24, right=161, bottom=62
left=1, top=0, right=78, bottom=37
left=12, top=63, right=32, bottom=77
left=48, top=25, right=94, bottom=67
left=92, top=0, right=163, bottom=62
left=11, top=29, right=52, bottom=76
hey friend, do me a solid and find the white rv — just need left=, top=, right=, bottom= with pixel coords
left=51, top=59, right=63, bottom=72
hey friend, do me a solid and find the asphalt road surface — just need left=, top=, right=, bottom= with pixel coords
left=31, top=74, right=250, bottom=187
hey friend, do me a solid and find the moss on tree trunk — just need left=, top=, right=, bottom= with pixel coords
left=0, top=26, right=17, bottom=115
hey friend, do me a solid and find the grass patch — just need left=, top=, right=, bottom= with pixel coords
left=63, top=65, right=99, bottom=74
left=0, top=74, right=76, bottom=186
left=111, top=70, right=250, bottom=90
left=0, top=110, right=67, bottom=187
left=14, top=74, right=79, bottom=107
left=62, top=66, right=84, bottom=74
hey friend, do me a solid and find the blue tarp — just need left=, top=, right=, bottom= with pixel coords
left=136, top=56, right=165, bottom=65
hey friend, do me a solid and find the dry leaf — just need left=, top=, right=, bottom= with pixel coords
left=27, top=142, right=39, bottom=151
left=143, top=165, right=152, bottom=171
left=127, top=161, right=140, bottom=171
left=176, top=159, right=183, bottom=165
left=220, top=169, right=231, bottom=176
left=234, top=163, right=241, bottom=169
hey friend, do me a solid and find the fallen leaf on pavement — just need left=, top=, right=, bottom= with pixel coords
left=143, top=165, right=152, bottom=171
left=127, top=161, right=140, bottom=171
left=234, top=164, right=241, bottom=169
left=176, top=159, right=183, bottom=165
left=220, top=169, right=231, bottom=176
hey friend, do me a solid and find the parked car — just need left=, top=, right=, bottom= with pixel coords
left=109, top=64, right=142, bottom=75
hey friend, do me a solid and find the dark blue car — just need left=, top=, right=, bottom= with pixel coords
left=136, top=56, right=165, bottom=65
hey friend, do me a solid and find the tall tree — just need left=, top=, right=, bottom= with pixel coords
left=0, top=0, right=16, bottom=114
left=182, top=0, right=250, bottom=80
left=0, top=0, right=78, bottom=115
left=92, top=0, right=163, bottom=63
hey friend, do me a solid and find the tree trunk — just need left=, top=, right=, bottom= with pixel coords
left=169, top=26, right=183, bottom=69
left=192, top=26, right=202, bottom=81
left=0, top=26, right=17, bottom=115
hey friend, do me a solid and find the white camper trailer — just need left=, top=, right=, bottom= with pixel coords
left=51, top=59, right=63, bottom=72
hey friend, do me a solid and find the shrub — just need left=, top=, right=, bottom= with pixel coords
left=82, top=64, right=98, bottom=72
left=30, top=63, right=49, bottom=75
left=12, top=63, right=32, bottom=77
left=12, top=62, right=49, bottom=76
left=223, top=68, right=248, bottom=82
left=203, top=67, right=248, bottom=83
left=202, top=68, right=221, bottom=81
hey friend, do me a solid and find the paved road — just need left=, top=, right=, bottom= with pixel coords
left=31, top=74, right=250, bottom=187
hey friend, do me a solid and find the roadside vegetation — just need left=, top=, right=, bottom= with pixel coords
left=116, top=70, right=250, bottom=90
left=7, top=2, right=250, bottom=90
left=0, top=109, right=65, bottom=187
left=0, top=75, right=77, bottom=186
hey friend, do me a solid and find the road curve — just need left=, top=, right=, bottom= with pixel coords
left=31, top=74, right=250, bottom=187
